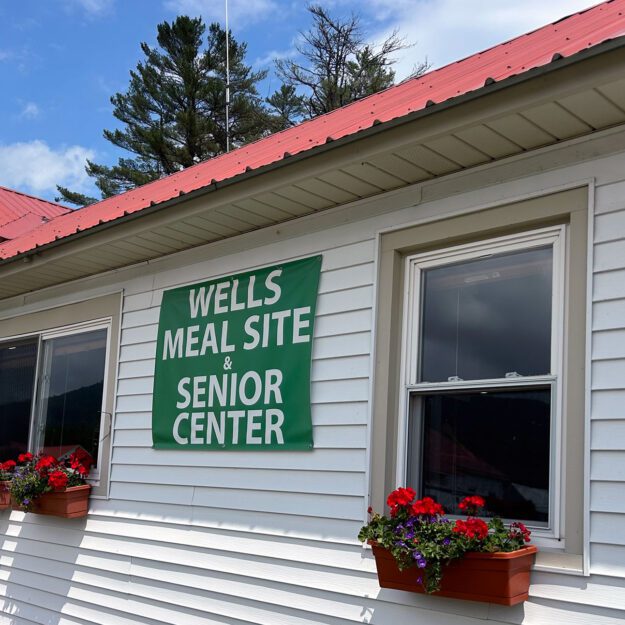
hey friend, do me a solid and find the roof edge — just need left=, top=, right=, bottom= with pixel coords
left=2, top=34, right=625, bottom=269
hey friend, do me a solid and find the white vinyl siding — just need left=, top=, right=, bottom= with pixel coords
left=2, top=135, right=625, bottom=625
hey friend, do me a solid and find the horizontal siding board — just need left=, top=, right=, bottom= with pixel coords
left=188, top=487, right=363, bottom=520
left=591, top=359, right=625, bottom=390
left=592, top=329, right=625, bottom=360
left=118, top=360, right=156, bottom=380
left=312, top=332, right=371, bottom=359
left=592, top=358, right=625, bottom=389
left=590, top=481, right=625, bottom=514
left=0, top=529, right=132, bottom=574
left=90, top=498, right=362, bottom=544
left=590, top=451, right=625, bottom=481
left=592, top=299, right=625, bottom=331
left=595, top=179, right=625, bottom=215
left=318, top=263, right=374, bottom=294
left=120, top=324, right=157, bottom=346
left=593, top=270, right=625, bottom=302
left=119, top=342, right=157, bottom=363
left=590, top=512, right=625, bottom=546
left=316, top=286, right=373, bottom=316
left=591, top=544, right=625, bottom=577
left=315, top=309, right=371, bottom=338
left=110, top=465, right=365, bottom=496
left=594, top=239, right=625, bottom=273
left=591, top=420, right=625, bottom=449
left=591, top=389, right=625, bottom=420
left=530, top=571, right=625, bottom=611
left=594, top=210, right=625, bottom=243
left=112, top=446, right=365, bottom=472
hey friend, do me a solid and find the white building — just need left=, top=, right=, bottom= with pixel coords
left=1, top=2, right=625, bottom=623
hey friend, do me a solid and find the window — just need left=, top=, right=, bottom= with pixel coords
left=0, top=293, right=120, bottom=497
left=401, top=228, right=563, bottom=532
left=370, top=187, right=588, bottom=559
left=1, top=325, right=109, bottom=470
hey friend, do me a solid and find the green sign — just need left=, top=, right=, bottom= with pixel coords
left=152, top=255, right=321, bottom=450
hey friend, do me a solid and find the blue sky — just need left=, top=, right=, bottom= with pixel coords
left=0, top=0, right=596, bottom=203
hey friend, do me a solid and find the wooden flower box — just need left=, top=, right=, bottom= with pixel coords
left=0, top=481, right=11, bottom=510
left=370, top=542, right=538, bottom=606
left=34, top=484, right=91, bottom=518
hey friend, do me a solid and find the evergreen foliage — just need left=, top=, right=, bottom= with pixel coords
left=57, top=16, right=272, bottom=206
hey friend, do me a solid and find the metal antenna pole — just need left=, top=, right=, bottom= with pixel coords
left=225, top=0, right=231, bottom=152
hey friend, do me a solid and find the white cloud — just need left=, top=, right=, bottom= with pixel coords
left=64, top=0, right=114, bottom=16
left=19, top=102, right=40, bottom=120
left=362, top=0, right=599, bottom=79
left=164, top=0, right=279, bottom=28
left=254, top=46, right=297, bottom=69
left=0, top=141, right=95, bottom=197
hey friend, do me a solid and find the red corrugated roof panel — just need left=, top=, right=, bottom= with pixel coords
left=1, top=0, right=624, bottom=260
left=0, top=186, right=68, bottom=223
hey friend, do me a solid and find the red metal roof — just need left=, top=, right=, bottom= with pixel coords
left=1, top=0, right=624, bottom=260
left=0, top=186, right=69, bottom=241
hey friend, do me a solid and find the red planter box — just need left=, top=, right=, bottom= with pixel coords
left=0, top=481, right=10, bottom=510
left=34, top=485, right=91, bottom=518
left=370, top=542, right=538, bottom=606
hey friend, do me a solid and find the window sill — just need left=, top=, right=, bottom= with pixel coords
left=533, top=551, right=584, bottom=576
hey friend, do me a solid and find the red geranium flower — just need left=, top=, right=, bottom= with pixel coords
left=0, top=460, right=16, bottom=471
left=411, top=496, right=445, bottom=517
left=17, top=452, right=33, bottom=463
left=47, top=470, right=69, bottom=490
left=509, top=522, right=531, bottom=542
left=453, top=518, right=489, bottom=540
left=35, top=455, right=57, bottom=473
left=387, top=487, right=416, bottom=509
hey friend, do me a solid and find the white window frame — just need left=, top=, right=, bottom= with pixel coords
left=1, top=317, right=113, bottom=484
left=396, top=225, right=566, bottom=546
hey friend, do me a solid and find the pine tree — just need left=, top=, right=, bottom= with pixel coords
left=265, top=85, right=306, bottom=130
left=57, top=16, right=270, bottom=206
left=275, top=5, right=429, bottom=119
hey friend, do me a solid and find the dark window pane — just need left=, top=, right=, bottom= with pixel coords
left=0, top=340, right=37, bottom=460
left=37, top=329, right=107, bottom=466
left=407, top=388, right=551, bottom=524
left=420, top=247, right=552, bottom=382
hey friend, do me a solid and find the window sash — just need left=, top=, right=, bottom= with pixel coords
left=0, top=319, right=113, bottom=479
left=397, top=225, right=566, bottom=540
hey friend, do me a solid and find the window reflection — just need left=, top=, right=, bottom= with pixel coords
left=408, top=388, right=551, bottom=525
left=36, top=329, right=107, bottom=466
left=0, top=341, right=37, bottom=460
left=419, top=247, right=553, bottom=382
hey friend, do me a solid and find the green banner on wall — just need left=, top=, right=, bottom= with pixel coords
left=152, top=255, right=321, bottom=450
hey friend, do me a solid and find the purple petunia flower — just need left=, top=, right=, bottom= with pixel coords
left=412, top=551, right=427, bottom=568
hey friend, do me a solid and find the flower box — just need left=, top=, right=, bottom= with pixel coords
left=34, top=484, right=91, bottom=518
left=0, top=481, right=11, bottom=510
left=370, top=542, right=538, bottom=606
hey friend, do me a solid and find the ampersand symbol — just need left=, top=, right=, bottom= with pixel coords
left=223, top=356, right=232, bottom=370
